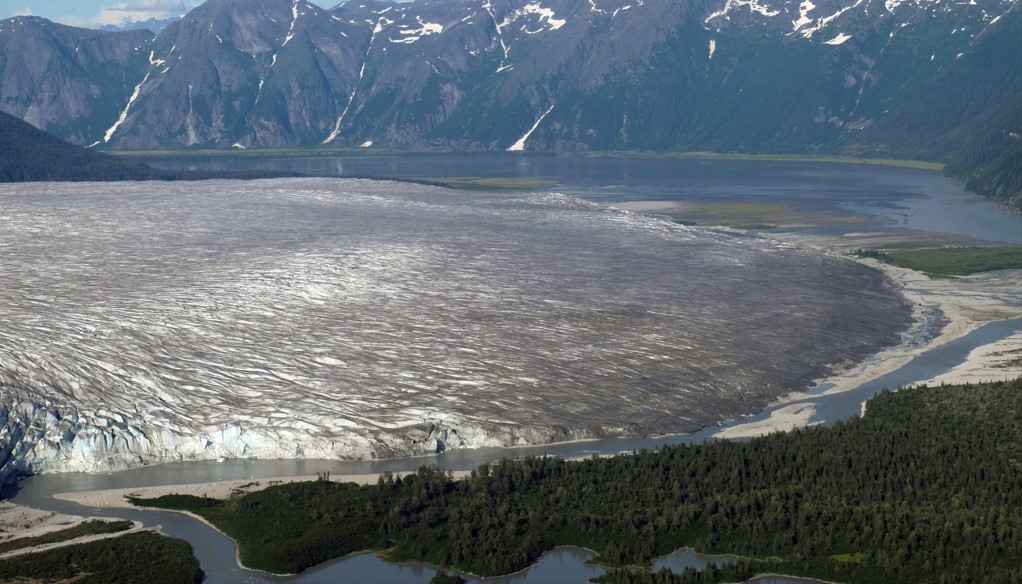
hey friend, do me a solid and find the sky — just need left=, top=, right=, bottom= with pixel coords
left=2, top=0, right=342, bottom=28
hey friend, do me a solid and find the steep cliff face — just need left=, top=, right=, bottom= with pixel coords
left=0, top=0, right=1016, bottom=157
left=0, top=17, right=153, bottom=146
left=97, top=0, right=372, bottom=149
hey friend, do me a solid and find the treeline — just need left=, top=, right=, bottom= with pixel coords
left=0, top=111, right=295, bottom=183
left=136, top=378, right=1022, bottom=583
left=0, top=531, right=203, bottom=583
left=945, top=138, right=1022, bottom=212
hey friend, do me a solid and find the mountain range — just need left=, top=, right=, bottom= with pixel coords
left=100, top=16, right=181, bottom=34
left=0, top=0, right=1018, bottom=206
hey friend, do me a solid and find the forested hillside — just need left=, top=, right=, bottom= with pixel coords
left=137, top=377, right=1022, bottom=584
left=0, top=111, right=292, bottom=182
left=0, top=111, right=159, bottom=182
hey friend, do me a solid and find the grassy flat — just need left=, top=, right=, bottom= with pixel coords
left=855, top=246, right=1022, bottom=275
left=565, top=150, right=944, bottom=171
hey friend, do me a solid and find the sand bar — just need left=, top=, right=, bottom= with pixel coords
left=764, top=231, right=1020, bottom=413
left=714, top=403, right=819, bottom=439
left=55, top=471, right=472, bottom=510
left=0, top=499, right=143, bottom=559
left=916, top=331, right=1021, bottom=386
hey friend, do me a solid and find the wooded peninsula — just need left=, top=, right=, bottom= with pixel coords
left=130, top=377, right=1022, bottom=584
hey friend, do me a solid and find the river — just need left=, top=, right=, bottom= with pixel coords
left=6, top=317, right=1018, bottom=583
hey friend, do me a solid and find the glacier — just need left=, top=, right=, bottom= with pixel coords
left=0, top=179, right=911, bottom=483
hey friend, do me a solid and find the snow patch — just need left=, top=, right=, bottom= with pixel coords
left=823, top=32, right=852, bottom=45
left=792, top=0, right=815, bottom=30
left=324, top=19, right=381, bottom=144
left=401, top=17, right=443, bottom=36
left=508, top=104, right=554, bottom=151
left=283, top=0, right=300, bottom=46
left=484, top=1, right=511, bottom=68
left=708, top=38, right=716, bottom=59
left=503, top=3, right=566, bottom=32
left=360, top=140, right=373, bottom=148
left=795, top=0, right=865, bottom=38
left=706, top=0, right=780, bottom=24
left=390, top=16, right=443, bottom=44
left=103, top=51, right=163, bottom=143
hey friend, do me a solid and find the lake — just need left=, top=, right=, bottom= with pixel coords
left=140, top=153, right=1022, bottom=244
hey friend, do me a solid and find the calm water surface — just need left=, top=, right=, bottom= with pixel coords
left=144, top=154, right=1022, bottom=244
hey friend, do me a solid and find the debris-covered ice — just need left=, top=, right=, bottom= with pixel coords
left=0, top=178, right=910, bottom=481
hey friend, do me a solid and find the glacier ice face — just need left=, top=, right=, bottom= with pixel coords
left=0, top=179, right=911, bottom=483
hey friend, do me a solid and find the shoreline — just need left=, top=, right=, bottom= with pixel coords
left=609, top=200, right=1020, bottom=438
left=12, top=208, right=1018, bottom=482
left=714, top=243, right=1019, bottom=438
left=0, top=499, right=147, bottom=560
left=30, top=243, right=1022, bottom=482
left=54, top=470, right=471, bottom=510
left=53, top=470, right=470, bottom=577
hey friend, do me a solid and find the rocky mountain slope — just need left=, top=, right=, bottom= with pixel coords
left=0, top=110, right=297, bottom=182
left=1, top=0, right=1016, bottom=154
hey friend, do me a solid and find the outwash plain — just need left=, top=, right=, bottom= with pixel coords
left=0, top=178, right=912, bottom=481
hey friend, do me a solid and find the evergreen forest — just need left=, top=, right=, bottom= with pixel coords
left=134, top=377, right=1022, bottom=584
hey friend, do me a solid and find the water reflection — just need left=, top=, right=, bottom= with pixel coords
left=652, top=548, right=737, bottom=573
left=141, top=154, right=1022, bottom=245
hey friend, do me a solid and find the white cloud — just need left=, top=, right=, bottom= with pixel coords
left=92, top=0, right=201, bottom=26
left=9, top=6, right=34, bottom=17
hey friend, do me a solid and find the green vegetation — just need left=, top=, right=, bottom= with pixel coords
left=122, top=146, right=941, bottom=171
left=0, top=519, right=132, bottom=554
left=0, top=531, right=203, bottom=583
left=568, top=150, right=945, bottom=171
left=989, top=347, right=1022, bottom=370
left=136, top=378, right=1022, bottom=583
left=853, top=246, right=1022, bottom=275
left=429, top=571, right=468, bottom=584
